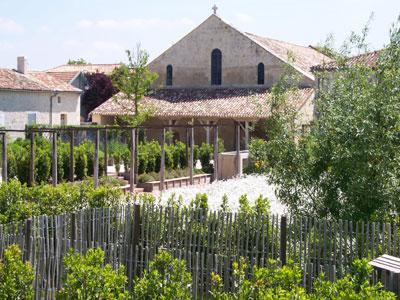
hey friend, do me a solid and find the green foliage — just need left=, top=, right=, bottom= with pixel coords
left=0, top=180, right=124, bottom=223
left=211, top=258, right=395, bottom=299
left=74, top=147, right=88, bottom=180
left=67, top=58, right=88, bottom=65
left=253, top=20, right=400, bottom=221
left=0, top=245, right=34, bottom=300
left=137, top=173, right=155, bottom=184
left=111, top=45, right=158, bottom=126
left=191, top=193, right=208, bottom=210
left=58, top=248, right=129, bottom=299
left=199, top=143, right=214, bottom=173
left=132, top=251, right=192, bottom=300
left=246, top=138, right=269, bottom=174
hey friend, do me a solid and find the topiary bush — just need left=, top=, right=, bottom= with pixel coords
left=132, top=251, right=192, bottom=300
left=74, top=147, right=88, bottom=180
left=58, top=248, right=129, bottom=299
left=0, top=245, right=34, bottom=300
left=138, top=173, right=155, bottom=184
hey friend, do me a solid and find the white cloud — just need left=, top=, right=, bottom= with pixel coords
left=0, top=17, right=24, bottom=33
left=92, top=41, right=124, bottom=52
left=76, top=17, right=195, bottom=30
left=0, top=41, right=13, bottom=50
left=235, top=13, right=254, bottom=23
left=38, top=25, right=51, bottom=33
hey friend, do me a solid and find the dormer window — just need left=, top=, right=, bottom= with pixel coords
left=257, top=63, right=265, bottom=85
left=211, top=49, right=222, bottom=85
left=166, top=65, right=173, bottom=86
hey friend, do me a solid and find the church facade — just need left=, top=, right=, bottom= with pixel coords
left=91, top=13, right=332, bottom=150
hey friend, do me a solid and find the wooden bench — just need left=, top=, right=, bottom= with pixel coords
left=369, top=254, right=400, bottom=295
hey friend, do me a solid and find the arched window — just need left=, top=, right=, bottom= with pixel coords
left=257, top=63, right=265, bottom=85
left=166, top=65, right=173, bottom=86
left=211, top=49, right=222, bottom=85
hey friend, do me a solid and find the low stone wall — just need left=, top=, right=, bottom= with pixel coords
left=137, top=174, right=211, bottom=192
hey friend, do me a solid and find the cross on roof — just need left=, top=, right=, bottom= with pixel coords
left=212, top=4, right=218, bottom=15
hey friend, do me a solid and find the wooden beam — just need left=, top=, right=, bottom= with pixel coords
left=206, top=120, right=210, bottom=144
left=160, top=128, right=165, bottom=191
left=236, top=122, right=242, bottom=176
left=189, top=126, right=194, bottom=185
left=185, top=128, right=189, bottom=168
left=129, top=129, right=136, bottom=193
left=69, top=130, right=74, bottom=182
left=93, top=129, right=100, bottom=188
left=245, top=121, right=249, bottom=150
left=2, top=133, right=7, bottom=182
left=213, top=125, right=219, bottom=181
left=28, top=131, right=35, bottom=186
left=104, top=129, right=108, bottom=177
left=52, top=131, right=58, bottom=186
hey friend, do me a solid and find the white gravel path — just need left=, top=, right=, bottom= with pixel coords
left=158, top=174, right=286, bottom=215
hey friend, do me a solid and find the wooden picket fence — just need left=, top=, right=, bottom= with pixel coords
left=0, top=204, right=398, bottom=299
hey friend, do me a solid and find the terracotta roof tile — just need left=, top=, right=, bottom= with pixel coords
left=0, top=69, right=81, bottom=92
left=45, top=71, right=79, bottom=84
left=311, top=50, right=382, bottom=72
left=47, top=64, right=120, bottom=75
left=245, top=33, right=333, bottom=79
left=90, top=87, right=314, bottom=119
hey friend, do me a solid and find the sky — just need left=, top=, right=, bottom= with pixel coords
left=0, top=0, right=399, bottom=70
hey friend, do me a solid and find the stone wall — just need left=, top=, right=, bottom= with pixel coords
left=149, top=15, right=314, bottom=89
left=0, top=90, right=81, bottom=138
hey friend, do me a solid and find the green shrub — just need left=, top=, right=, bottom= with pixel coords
left=138, top=144, right=148, bottom=174
left=138, top=173, right=155, bottom=184
left=87, top=185, right=123, bottom=208
left=74, top=147, right=88, bottom=180
left=173, top=141, right=187, bottom=168
left=58, top=248, right=129, bottom=299
left=191, top=193, right=208, bottom=210
left=199, top=143, right=213, bottom=173
left=121, top=148, right=130, bottom=173
left=132, top=251, right=192, bottom=300
left=0, top=245, right=34, bottom=300
left=246, top=138, right=268, bottom=174
left=35, top=148, right=51, bottom=183
left=0, top=180, right=32, bottom=223
left=211, top=258, right=395, bottom=299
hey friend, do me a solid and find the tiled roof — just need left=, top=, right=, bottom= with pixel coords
left=90, top=87, right=314, bottom=119
left=45, top=71, right=79, bottom=84
left=311, top=50, right=382, bottom=72
left=47, top=64, right=121, bottom=75
left=0, top=69, right=81, bottom=92
left=245, top=33, right=333, bottom=79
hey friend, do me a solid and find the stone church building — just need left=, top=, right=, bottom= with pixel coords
left=91, top=12, right=332, bottom=150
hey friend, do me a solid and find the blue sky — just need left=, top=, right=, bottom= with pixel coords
left=0, top=0, right=399, bottom=70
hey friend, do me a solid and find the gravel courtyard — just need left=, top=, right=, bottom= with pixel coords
left=158, top=174, right=286, bottom=215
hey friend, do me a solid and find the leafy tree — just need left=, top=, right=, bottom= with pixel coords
left=132, top=251, right=192, bottom=300
left=111, top=44, right=158, bottom=127
left=67, top=58, right=88, bottom=65
left=259, top=17, right=400, bottom=221
left=0, top=245, right=34, bottom=299
left=83, top=72, right=117, bottom=120
left=58, top=248, right=129, bottom=299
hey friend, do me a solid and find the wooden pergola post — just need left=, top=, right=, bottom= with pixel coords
left=28, top=131, right=35, bottom=186
left=245, top=121, right=249, bottom=150
left=189, top=126, right=194, bottom=185
left=52, top=130, right=58, bottom=186
left=93, top=129, right=100, bottom=188
left=236, top=122, right=242, bottom=177
left=160, top=128, right=166, bottom=191
left=213, top=125, right=219, bottom=181
left=129, top=128, right=136, bottom=193
left=104, top=129, right=108, bottom=177
left=1, top=133, right=7, bottom=182
left=185, top=128, right=189, bottom=168
left=206, top=121, right=210, bottom=144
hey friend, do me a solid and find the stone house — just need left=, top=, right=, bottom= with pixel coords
left=46, top=64, right=120, bottom=120
left=91, top=13, right=332, bottom=150
left=0, top=57, right=81, bottom=138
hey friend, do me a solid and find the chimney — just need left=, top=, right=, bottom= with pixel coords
left=17, top=56, right=27, bottom=74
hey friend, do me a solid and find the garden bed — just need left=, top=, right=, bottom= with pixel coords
left=137, top=173, right=211, bottom=192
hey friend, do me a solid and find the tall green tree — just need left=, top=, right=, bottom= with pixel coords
left=265, top=18, right=400, bottom=221
left=111, top=45, right=158, bottom=126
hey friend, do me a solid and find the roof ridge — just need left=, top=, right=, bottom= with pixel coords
left=245, top=32, right=313, bottom=50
